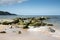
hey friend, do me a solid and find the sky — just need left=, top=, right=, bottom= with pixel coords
left=0, top=0, right=60, bottom=15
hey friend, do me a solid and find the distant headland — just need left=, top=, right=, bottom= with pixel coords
left=0, top=11, right=16, bottom=15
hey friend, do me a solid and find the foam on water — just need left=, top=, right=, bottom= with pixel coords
left=28, top=26, right=50, bottom=32
left=28, top=26, right=60, bottom=38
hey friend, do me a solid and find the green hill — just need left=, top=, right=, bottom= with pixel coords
left=0, top=11, right=16, bottom=15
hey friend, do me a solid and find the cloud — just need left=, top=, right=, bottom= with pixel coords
left=0, top=0, right=27, bottom=5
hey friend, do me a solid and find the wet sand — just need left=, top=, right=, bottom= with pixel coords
left=0, top=25, right=60, bottom=40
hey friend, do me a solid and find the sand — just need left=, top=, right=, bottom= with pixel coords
left=0, top=25, right=60, bottom=40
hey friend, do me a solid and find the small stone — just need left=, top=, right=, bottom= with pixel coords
left=0, top=31, right=6, bottom=33
left=47, top=24, right=53, bottom=26
left=49, top=27, right=55, bottom=33
left=18, top=31, right=21, bottom=34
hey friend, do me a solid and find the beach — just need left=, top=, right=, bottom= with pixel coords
left=0, top=25, right=60, bottom=40
left=0, top=15, right=60, bottom=40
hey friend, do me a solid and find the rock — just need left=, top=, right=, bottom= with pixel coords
left=49, top=27, right=55, bottom=33
left=10, top=26, right=13, bottom=29
left=18, top=31, right=21, bottom=34
left=47, top=24, right=53, bottom=26
left=41, top=23, right=47, bottom=26
left=0, top=31, right=6, bottom=33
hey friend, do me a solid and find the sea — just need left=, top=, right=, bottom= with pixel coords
left=0, top=15, right=60, bottom=29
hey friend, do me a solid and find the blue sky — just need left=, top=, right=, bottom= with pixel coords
left=0, top=0, right=60, bottom=15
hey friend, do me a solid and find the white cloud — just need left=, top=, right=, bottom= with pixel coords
left=0, top=0, right=27, bottom=5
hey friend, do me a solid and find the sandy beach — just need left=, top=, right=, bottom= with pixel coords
left=0, top=25, right=60, bottom=40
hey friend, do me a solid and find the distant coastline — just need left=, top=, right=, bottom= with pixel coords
left=0, top=11, right=16, bottom=15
